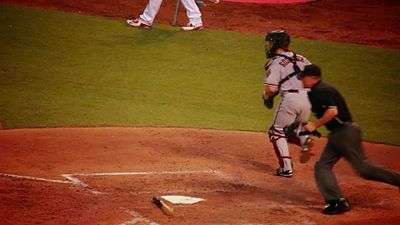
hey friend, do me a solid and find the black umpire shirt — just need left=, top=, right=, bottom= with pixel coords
left=307, top=80, right=353, bottom=131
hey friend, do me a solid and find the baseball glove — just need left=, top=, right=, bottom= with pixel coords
left=263, top=95, right=276, bottom=109
left=284, top=121, right=322, bottom=139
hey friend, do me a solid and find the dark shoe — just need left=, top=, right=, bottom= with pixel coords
left=195, top=0, right=206, bottom=9
left=300, top=149, right=311, bottom=163
left=275, top=168, right=293, bottom=178
left=322, top=198, right=351, bottom=215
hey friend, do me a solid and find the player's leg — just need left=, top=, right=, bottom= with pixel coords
left=140, top=0, right=163, bottom=25
left=180, top=0, right=203, bottom=31
left=195, top=0, right=220, bottom=9
left=296, top=94, right=313, bottom=162
left=340, top=124, right=400, bottom=187
left=127, top=0, right=162, bottom=27
left=291, top=93, right=312, bottom=149
left=268, top=132, right=292, bottom=177
left=269, top=100, right=297, bottom=177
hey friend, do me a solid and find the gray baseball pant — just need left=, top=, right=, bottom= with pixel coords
left=314, top=123, right=400, bottom=201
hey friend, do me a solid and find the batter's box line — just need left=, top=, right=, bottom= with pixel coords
left=119, top=207, right=160, bottom=225
left=0, top=169, right=227, bottom=194
left=0, top=173, right=71, bottom=184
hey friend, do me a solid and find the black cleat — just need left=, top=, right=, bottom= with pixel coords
left=195, top=0, right=206, bottom=9
left=322, top=198, right=351, bottom=215
left=275, top=168, right=293, bottom=178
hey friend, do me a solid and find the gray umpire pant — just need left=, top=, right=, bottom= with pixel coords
left=314, top=123, right=400, bottom=201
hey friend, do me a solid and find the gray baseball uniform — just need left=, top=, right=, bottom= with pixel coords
left=265, top=51, right=312, bottom=173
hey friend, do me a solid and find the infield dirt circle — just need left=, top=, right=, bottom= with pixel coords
left=0, top=0, right=400, bottom=224
left=0, top=127, right=399, bottom=225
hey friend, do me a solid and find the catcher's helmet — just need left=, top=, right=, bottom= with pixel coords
left=265, top=30, right=290, bottom=58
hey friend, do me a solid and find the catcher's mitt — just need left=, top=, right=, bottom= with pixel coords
left=283, top=121, right=322, bottom=139
left=263, top=95, right=276, bottom=109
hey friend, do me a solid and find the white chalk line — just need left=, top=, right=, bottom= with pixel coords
left=0, top=170, right=263, bottom=225
left=62, top=174, right=88, bottom=187
left=0, top=169, right=222, bottom=188
left=119, top=208, right=160, bottom=225
left=0, top=169, right=236, bottom=196
left=0, top=173, right=71, bottom=184
left=0, top=170, right=248, bottom=196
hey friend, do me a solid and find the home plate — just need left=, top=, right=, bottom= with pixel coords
left=161, top=195, right=205, bottom=204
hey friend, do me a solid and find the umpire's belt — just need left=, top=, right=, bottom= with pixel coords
left=330, top=121, right=356, bottom=133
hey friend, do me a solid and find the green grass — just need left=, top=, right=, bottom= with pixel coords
left=0, top=5, right=399, bottom=144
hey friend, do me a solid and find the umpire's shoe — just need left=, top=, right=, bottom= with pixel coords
left=322, top=198, right=351, bottom=215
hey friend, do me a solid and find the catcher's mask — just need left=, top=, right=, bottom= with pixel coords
left=265, top=30, right=290, bottom=58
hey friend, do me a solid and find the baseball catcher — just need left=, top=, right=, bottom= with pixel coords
left=262, top=30, right=314, bottom=177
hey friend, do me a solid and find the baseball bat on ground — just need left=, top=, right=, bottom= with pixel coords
left=152, top=196, right=174, bottom=216
left=171, top=0, right=180, bottom=26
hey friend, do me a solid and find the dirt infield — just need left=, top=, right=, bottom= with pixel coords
left=1, top=1, right=400, bottom=224
left=1, top=127, right=399, bottom=225
left=2, top=0, right=400, bottom=48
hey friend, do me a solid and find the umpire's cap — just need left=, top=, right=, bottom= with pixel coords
left=298, top=64, right=322, bottom=79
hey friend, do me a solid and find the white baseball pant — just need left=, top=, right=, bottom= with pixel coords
left=139, top=0, right=202, bottom=26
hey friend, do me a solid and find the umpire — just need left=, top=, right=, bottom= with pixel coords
left=298, top=64, right=400, bottom=215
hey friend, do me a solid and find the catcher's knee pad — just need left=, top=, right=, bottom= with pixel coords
left=268, top=126, right=286, bottom=142
left=268, top=129, right=291, bottom=169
